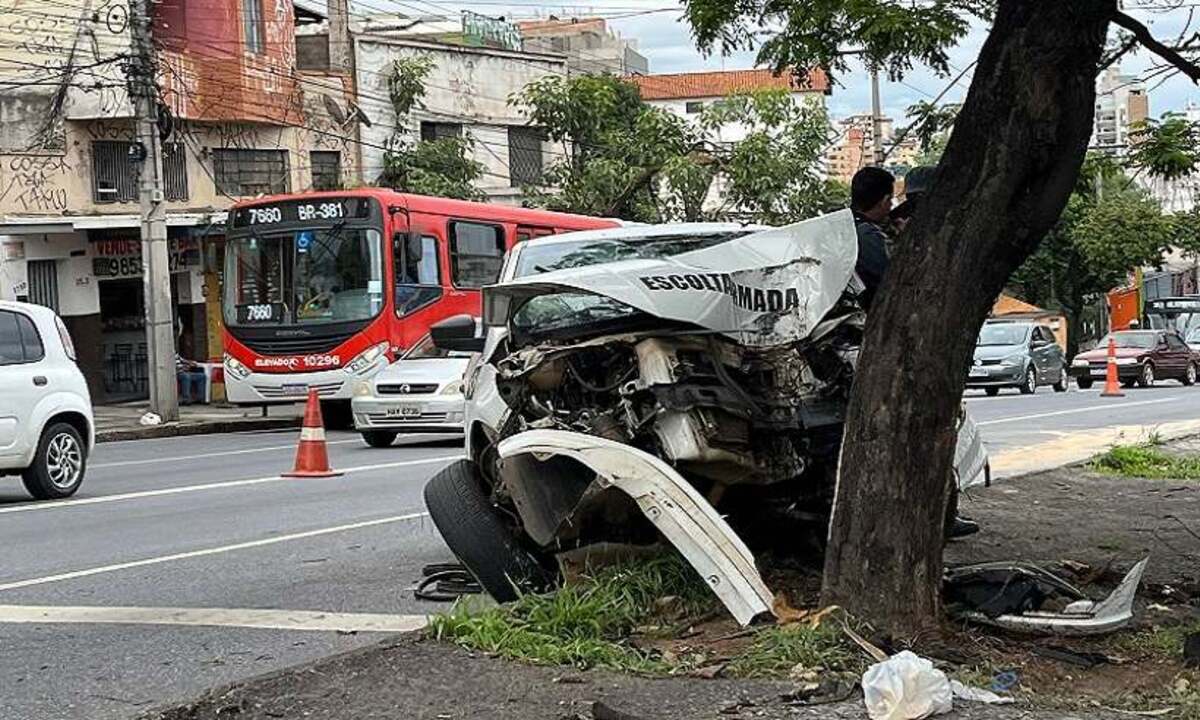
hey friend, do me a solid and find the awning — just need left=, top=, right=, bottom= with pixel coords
left=0, top=212, right=228, bottom=235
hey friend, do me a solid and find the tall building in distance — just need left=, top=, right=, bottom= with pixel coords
left=825, top=113, right=895, bottom=183
left=1093, top=65, right=1149, bottom=154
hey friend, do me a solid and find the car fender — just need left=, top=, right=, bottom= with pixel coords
left=23, top=390, right=94, bottom=466
left=955, top=408, right=988, bottom=491
left=497, top=429, right=774, bottom=627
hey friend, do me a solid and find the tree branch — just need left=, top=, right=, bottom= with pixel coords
left=1112, top=11, right=1200, bottom=82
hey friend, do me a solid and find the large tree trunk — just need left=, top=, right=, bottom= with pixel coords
left=821, top=1, right=1114, bottom=635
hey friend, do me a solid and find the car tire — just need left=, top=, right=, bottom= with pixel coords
left=424, top=460, right=555, bottom=602
left=1019, top=367, right=1037, bottom=395
left=21, top=422, right=86, bottom=500
left=984, top=387, right=1000, bottom=397
left=1076, top=377, right=1094, bottom=390
left=1053, top=367, right=1069, bottom=392
left=1138, top=362, right=1155, bottom=388
left=1182, top=363, right=1197, bottom=386
left=362, top=431, right=397, bottom=448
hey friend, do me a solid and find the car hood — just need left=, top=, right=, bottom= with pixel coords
left=484, top=210, right=859, bottom=348
left=373, top=358, right=470, bottom=385
left=974, top=344, right=1025, bottom=361
left=1075, top=347, right=1147, bottom=361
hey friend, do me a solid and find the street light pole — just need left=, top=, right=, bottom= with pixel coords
left=870, top=70, right=886, bottom=166
left=129, top=0, right=178, bottom=421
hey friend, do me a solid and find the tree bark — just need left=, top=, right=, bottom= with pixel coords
left=821, top=1, right=1114, bottom=636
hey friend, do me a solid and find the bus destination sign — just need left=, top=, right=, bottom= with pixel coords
left=231, top=197, right=371, bottom=228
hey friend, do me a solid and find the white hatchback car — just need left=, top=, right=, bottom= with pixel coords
left=350, top=334, right=472, bottom=447
left=0, top=301, right=94, bottom=500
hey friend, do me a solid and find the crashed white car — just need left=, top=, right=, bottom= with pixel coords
left=425, top=214, right=989, bottom=625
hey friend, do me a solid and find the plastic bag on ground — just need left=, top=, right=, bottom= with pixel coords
left=950, top=680, right=1014, bottom=705
left=139, top=412, right=162, bottom=426
left=862, top=651, right=953, bottom=720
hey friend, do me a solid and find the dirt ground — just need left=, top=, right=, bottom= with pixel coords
left=145, top=442, right=1199, bottom=720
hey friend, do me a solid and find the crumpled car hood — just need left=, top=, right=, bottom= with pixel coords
left=485, top=210, right=859, bottom=347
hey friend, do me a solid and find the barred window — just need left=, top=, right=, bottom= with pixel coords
left=243, top=0, right=265, bottom=54
left=310, top=150, right=341, bottom=191
left=420, top=122, right=462, bottom=142
left=163, top=143, right=188, bottom=201
left=507, top=126, right=545, bottom=186
left=92, top=141, right=137, bottom=203
left=212, top=149, right=289, bottom=197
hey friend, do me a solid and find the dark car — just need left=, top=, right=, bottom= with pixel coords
left=968, top=321, right=1068, bottom=396
left=1069, top=330, right=1198, bottom=389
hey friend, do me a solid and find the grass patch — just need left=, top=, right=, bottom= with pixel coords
left=429, top=554, right=716, bottom=672
left=726, top=622, right=862, bottom=679
left=1111, top=618, right=1200, bottom=660
left=1091, top=444, right=1200, bottom=480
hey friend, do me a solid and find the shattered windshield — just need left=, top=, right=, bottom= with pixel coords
left=977, top=324, right=1029, bottom=346
left=510, top=231, right=750, bottom=334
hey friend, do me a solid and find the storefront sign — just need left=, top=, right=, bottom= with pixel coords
left=462, top=10, right=522, bottom=51
left=1, top=240, right=25, bottom=260
left=91, top=236, right=200, bottom=279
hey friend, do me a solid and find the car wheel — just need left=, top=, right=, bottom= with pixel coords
left=362, top=431, right=397, bottom=448
left=424, top=460, right=555, bottom=602
left=984, top=387, right=1000, bottom=397
left=1053, top=367, right=1069, bottom=392
left=1138, top=362, right=1155, bottom=388
left=21, top=423, right=86, bottom=500
left=1019, top=367, right=1037, bottom=395
left=1076, top=377, right=1094, bottom=390
left=1182, top=363, right=1197, bottom=386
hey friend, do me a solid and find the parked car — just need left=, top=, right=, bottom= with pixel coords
left=1069, top=329, right=1198, bottom=388
left=968, top=321, right=1067, bottom=396
left=0, top=301, right=94, bottom=500
left=422, top=216, right=989, bottom=625
left=350, top=334, right=472, bottom=447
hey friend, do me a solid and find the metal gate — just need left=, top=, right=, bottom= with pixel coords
left=27, top=259, right=59, bottom=313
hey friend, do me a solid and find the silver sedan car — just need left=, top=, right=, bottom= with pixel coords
left=351, top=335, right=471, bottom=447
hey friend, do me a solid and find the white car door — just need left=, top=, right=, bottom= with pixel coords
left=0, top=309, right=43, bottom=459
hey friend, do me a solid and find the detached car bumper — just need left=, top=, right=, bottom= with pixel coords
left=352, top=395, right=465, bottom=433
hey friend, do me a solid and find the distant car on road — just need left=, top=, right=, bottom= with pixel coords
left=1070, top=330, right=1198, bottom=389
left=968, top=321, right=1068, bottom=396
left=0, top=301, right=94, bottom=499
left=350, top=334, right=471, bottom=447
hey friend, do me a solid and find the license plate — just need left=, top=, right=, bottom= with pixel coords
left=1091, top=369, right=1107, bottom=377
left=969, top=368, right=987, bottom=378
left=281, top=384, right=308, bottom=396
left=386, top=405, right=422, bottom=418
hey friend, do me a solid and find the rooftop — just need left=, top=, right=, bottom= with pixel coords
left=630, top=68, right=831, bottom=100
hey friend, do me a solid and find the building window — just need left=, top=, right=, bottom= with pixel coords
left=92, top=141, right=138, bottom=203
left=243, top=0, right=265, bottom=54
left=310, top=151, right=341, bottom=190
left=212, top=149, right=289, bottom=196
left=163, top=143, right=188, bottom=201
left=448, top=221, right=504, bottom=288
left=507, top=126, right=545, bottom=186
left=420, top=122, right=462, bottom=142
left=685, top=101, right=705, bottom=114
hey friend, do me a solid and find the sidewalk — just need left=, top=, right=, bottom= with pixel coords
left=94, top=402, right=303, bottom=442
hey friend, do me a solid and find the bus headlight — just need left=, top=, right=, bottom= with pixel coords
left=346, top=342, right=389, bottom=375
left=224, top=354, right=251, bottom=380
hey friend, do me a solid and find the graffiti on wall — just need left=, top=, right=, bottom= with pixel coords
left=0, top=155, right=70, bottom=211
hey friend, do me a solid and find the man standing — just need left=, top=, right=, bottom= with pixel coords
left=850, top=166, right=895, bottom=309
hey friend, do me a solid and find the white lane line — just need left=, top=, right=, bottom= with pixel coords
left=0, top=456, right=458, bottom=516
left=91, top=439, right=359, bottom=468
left=0, top=605, right=428, bottom=633
left=0, top=512, right=431, bottom=592
left=977, top=397, right=1181, bottom=426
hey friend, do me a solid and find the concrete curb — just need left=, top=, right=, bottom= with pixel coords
left=96, top=417, right=301, bottom=443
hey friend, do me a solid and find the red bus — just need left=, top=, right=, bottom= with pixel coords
left=221, top=189, right=619, bottom=415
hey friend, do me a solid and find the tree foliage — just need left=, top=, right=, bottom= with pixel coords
left=511, top=74, right=842, bottom=224
left=378, top=56, right=485, bottom=201
left=1129, top=113, right=1200, bottom=182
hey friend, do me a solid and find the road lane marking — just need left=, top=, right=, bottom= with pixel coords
left=977, top=397, right=1180, bottom=426
left=91, top=439, right=359, bottom=468
left=0, top=456, right=459, bottom=516
left=0, top=605, right=428, bottom=633
left=0, top=511, right=431, bottom=591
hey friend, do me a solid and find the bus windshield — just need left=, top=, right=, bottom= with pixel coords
left=224, top=227, right=384, bottom=326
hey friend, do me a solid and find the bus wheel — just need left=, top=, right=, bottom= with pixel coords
left=320, top=400, right=354, bottom=430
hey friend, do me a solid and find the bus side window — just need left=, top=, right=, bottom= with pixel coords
left=516, top=225, right=554, bottom=244
left=394, top=232, right=442, bottom=317
left=449, top=220, right=505, bottom=288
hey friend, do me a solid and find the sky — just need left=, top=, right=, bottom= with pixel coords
left=355, top=0, right=1200, bottom=126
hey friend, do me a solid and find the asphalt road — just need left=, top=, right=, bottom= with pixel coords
left=1, top=381, right=1198, bottom=720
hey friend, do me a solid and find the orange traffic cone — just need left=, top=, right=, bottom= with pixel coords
left=1100, top=337, right=1124, bottom=398
left=283, top=389, right=342, bottom=477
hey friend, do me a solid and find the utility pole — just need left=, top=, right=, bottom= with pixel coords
left=870, top=70, right=886, bottom=166
left=129, top=0, right=178, bottom=421
left=328, top=0, right=352, bottom=75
